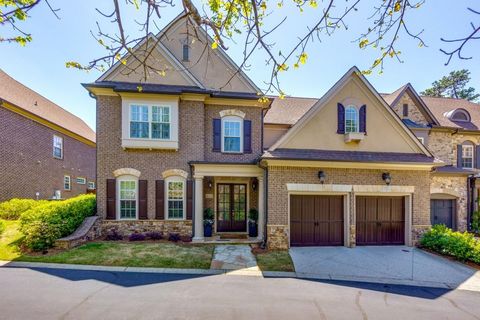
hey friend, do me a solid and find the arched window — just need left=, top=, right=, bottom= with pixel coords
left=117, top=174, right=139, bottom=220
left=446, top=108, right=471, bottom=122
left=345, top=106, right=359, bottom=133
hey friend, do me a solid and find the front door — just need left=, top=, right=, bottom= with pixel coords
left=431, top=199, right=455, bottom=229
left=217, top=184, right=247, bottom=232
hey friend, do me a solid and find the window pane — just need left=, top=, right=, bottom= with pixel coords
left=152, top=123, right=170, bottom=139
left=131, top=105, right=148, bottom=122
left=345, top=107, right=358, bottom=133
left=168, top=181, right=184, bottom=219
left=130, top=122, right=149, bottom=138
left=119, top=180, right=136, bottom=219
left=224, top=121, right=240, bottom=137
left=224, top=137, right=240, bottom=152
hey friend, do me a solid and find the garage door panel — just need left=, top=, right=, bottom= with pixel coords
left=329, top=197, right=343, bottom=221
left=365, top=198, right=377, bottom=221
left=290, top=196, right=303, bottom=245
left=329, top=222, right=344, bottom=245
left=314, top=197, right=329, bottom=221
left=391, top=198, right=404, bottom=222
left=315, top=222, right=330, bottom=244
left=377, top=198, right=391, bottom=222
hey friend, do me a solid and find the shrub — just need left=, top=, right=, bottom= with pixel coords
left=0, top=220, right=5, bottom=235
left=472, top=211, right=480, bottom=234
left=20, top=195, right=96, bottom=251
left=168, top=233, right=181, bottom=242
left=420, top=225, right=480, bottom=264
left=128, top=233, right=146, bottom=241
left=0, top=198, right=49, bottom=220
left=105, top=230, right=123, bottom=241
left=145, top=231, right=163, bottom=240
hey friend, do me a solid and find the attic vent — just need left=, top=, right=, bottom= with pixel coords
left=182, top=44, right=189, bottom=61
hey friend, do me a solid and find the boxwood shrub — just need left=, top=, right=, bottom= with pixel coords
left=0, top=198, right=49, bottom=220
left=20, top=195, right=96, bottom=251
left=420, top=225, right=480, bottom=264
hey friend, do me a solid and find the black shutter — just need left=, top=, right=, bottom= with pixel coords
left=106, top=179, right=116, bottom=220
left=155, top=180, right=164, bottom=220
left=359, top=105, right=367, bottom=133
left=337, top=103, right=345, bottom=134
left=213, top=119, right=221, bottom=152
left=186, top=180, right=193, bottom=220
left=457, top=144, right=463, bottom=168
left=476, top=145, right=480, bottom=169
left=138, top=180, right=148, bottom=220
left=244, top=120, right=252, bottom=154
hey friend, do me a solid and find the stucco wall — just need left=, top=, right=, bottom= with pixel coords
left=0, top=106, right=95, bottom=201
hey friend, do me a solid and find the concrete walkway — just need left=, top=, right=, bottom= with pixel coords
left=210, top=245, right=259, bottom=271
left=290, top=246, right=480, bottom=290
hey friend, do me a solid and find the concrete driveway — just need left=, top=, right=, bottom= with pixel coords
left=290, top=246, right=480, bottom=289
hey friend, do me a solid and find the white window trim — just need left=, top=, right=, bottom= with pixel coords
left=64, top=175, right=71, bottom=191
left=345, top=105, right=359, bottom=133
left=76, top=177, right=86, bottom=185
left=129, top=104, right=172, bottom=140
left=117, top=175, right=139, bottom=220
left=165, top=176, right=186, bottom=220
left=53, top=135, right=63, bottom=159
left=450, top=109, right=471, bottom=122
left=462, top=144, right=474, bottom=169
left=221, top=115, right=243, bottom=153
left=121, top=96, right=179, bottom=150
left=88, top=181, right=96, bottom=189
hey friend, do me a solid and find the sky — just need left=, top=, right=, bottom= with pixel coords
left=0, top=0, right=479, bottom=131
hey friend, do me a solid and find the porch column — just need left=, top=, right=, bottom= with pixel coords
left=193, top=175, right=204, bottom=241
left=257, top=176, right=265, bottom=241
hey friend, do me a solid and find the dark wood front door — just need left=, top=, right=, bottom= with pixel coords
left=217, top=184, right=247, bottom=232
left=356, top=196, right=405, bottom=245
left=431, top=199, right=456, bottom=229
left=290, top=195, right=344, bottom=246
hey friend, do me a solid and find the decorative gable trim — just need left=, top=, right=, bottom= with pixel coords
left=97, top=34, right=204, bottom=88
left=269, top=66, right=433, bottom=157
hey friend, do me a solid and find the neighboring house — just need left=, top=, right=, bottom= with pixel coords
left=85, top=13, right=474, bottom=249
left=0, top=69, right=96, bottom=201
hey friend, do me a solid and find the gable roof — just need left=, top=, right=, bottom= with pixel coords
left=0, top=69, right=95, bottom=144
left=265, top=96, right=318, bottom=125
left=421, top=96, right=480, bottom=130
left=97, top=33, right=203, bottom=88
left=268, top=66, right=432, bottom=157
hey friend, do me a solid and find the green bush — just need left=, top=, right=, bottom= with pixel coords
left=472, top=211, right=480, bottom=234
left=420, top=225, right=480, bottom=264
left=0, top=198, right=49, bottom=220
left=0, top=220, right=5, bottom=235
left=20, top=195, right=96, bottom=251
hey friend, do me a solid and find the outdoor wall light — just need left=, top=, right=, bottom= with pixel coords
left=318, top=171, right=326, bottom=184
left=207, top=178, right=213, bottom=189
left=382, top=172, right=392, bottom=185
left=252, top=178, right=258, bottom=192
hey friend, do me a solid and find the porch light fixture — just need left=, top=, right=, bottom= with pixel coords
left=318, top=171, right=326, bottom=184
left=382, top=172, right=392, bottom=185
left=252, top=178, right=258, bottom=192
left=207, top=178, right=213, bottom=189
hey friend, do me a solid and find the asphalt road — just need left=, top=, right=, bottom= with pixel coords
left=0, top=266, right=479, bottom=320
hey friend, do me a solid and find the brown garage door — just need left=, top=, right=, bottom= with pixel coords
left=290, top=195, right=344, bottom=246
left=356, top=196, right=405, bottom=245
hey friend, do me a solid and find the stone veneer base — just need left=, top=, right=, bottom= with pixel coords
left=101, top=220, right=193, bottom=237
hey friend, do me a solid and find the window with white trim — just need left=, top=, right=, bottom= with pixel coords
left=88, top=181, right=95, bottom=190
left=222, top=116, right=243, bottom=153
left=129, top=104, right=171, bottom=140
left=53, top=135, right=63, bottom=159
left=462, top=144, right=474, bottom=168
left=76, top=177, right=86, bottom=185
left=64, top=175, right=71, bottom=191
left=118, top=177, right=138, bottom=220
left=345, top=106, right=359, bottom=133
left=165, top=177, right=185, bottom=219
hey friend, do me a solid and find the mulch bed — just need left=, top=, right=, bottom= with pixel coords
left=419, top=247, right=480, bottom=271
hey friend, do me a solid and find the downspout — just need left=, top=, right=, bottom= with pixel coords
left=87, top=92, right=98, bottom=216
left=261, top=166, right=268, bottom=249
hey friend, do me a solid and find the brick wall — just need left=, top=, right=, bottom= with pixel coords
left=267, top=166, right=431, bottom=248
left=0, top=106, right=95, bottom=201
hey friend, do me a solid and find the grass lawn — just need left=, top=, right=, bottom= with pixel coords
left=0, top=220, right=215, bottom=269
left=254, top=249, right=295, bottom=272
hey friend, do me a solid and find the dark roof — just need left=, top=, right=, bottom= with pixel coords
left=83, top=81, right=261, bottom=100
left=402, top=119, right=430, bottom=129
left=264, top=96, right=318, bottom=125
left=432, top=165, right=475, bottom=175
left=1, top=69, right=96, bottom=143
left=262, top=148, right=437, bottom=164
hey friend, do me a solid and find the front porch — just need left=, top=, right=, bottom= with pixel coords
left=190, top=163, right=265, bottom=242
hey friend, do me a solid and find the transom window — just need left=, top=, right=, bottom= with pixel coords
left=222, top=117, right=243, bottom=153
left=119, top=180, right=137, bottom=219
left=167, top=180, right=185, bottom=219
left=462, top=144, right=474, bottom=168
left=53, top=135, right=63, bottom=159
left=345, top=106, right=359, bottom=133
left=130, top=104, right=171, bottom=140
left=64, top=175, right=71, bottom=191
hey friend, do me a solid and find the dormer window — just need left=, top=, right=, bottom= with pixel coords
left=345, top=106, right=359, bottom=133
left=446, top=108, right=471, bottom=122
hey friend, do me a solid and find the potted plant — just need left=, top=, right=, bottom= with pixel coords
left=203, top=208, right=214, bottom=237
left=248, top=208, right=258, bottom=238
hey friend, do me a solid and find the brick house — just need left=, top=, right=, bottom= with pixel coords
left=86, top=13, right=476, bottom=249
left=0, top=69, right=96, bottom=201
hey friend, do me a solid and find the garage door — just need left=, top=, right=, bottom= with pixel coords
left=290, top=195, right=344, bottom=246
left=431, top=199, right=455, bottom=229
left=356, top=196, right=405, bottom=245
